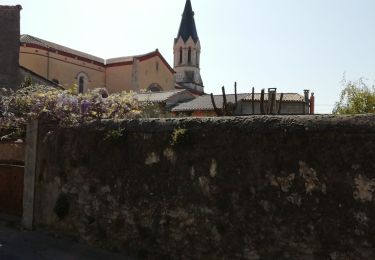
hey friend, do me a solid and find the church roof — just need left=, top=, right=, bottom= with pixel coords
left=176, top=0, right=199, bottom=43
left=20, top=35, right=175, bottom=73
left=20, top=34, right=104, bottom=64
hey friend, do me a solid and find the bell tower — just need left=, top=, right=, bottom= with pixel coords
left=174, top=0, right=203, bottom=94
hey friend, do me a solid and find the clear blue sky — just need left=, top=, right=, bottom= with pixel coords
left=3, top=0, right=375, bottom=113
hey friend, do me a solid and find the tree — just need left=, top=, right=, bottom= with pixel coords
left=333, top=78, right=375, bottom=114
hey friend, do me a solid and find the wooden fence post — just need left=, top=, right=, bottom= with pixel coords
left=22, top=120, right=38, bottom=229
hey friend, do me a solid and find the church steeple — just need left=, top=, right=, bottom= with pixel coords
left=173, top=0, right=204, bottom=94
left=177, top=0, right=199, bottom=43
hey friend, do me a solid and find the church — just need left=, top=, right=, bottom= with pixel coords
left=1, top=2, right=314, bottom=115
left=18, top=0, right=203, bottom=95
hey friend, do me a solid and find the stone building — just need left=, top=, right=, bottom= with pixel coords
left=172, top=90, right=314, bottom=116
left=18, top=0, right=203, bottom=95
left=0, top=5, right=22, bottom=89
left=19, top=35, right=175, bottom=93
left=173, top=0, right=204, bottom=95
left=0, top=5, right=59, bottom=89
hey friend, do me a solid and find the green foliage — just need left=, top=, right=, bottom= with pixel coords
left=54, top=193, right=70, bottom=220
left=20, top=76, right=34, bottom=89
left=333, top=78, right=375, bottom=114
left=104, top=127, right=125, bottom=141
left=170, top=127, right=189, bottom=146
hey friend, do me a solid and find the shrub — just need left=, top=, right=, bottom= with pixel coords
left=0, top=85, right=151, bottom=140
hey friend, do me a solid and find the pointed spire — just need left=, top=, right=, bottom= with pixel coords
left=177, top=0, right=199, bottom=43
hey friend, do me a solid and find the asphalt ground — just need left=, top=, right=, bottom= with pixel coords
left=0, top=216, right=134, bottom=260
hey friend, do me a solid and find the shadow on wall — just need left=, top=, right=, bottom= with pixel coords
left=23, top=115, right=375, bottom=259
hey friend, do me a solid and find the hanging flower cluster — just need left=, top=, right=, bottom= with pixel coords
left=0, top=85, right=148, bottom=140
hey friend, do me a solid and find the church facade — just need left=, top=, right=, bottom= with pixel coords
left=19, top=35, right=175, bottom=93
left=18, top=0, right=203, bottom=95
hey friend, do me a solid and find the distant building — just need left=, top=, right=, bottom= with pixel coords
left=19, top=35, right=175, bottom=93
left=136, top=89, right=195, bottom=112
left=172, top=90, right=314, bottom=116
left=173, top=0, right=204, bottom=95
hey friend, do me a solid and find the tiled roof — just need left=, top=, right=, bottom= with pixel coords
left=19, top=66, right=63, bottom=89
left=172, top=94, right=249, bottom=112
left=0, top=5, right=22, bottom=10
left=20, top=34, right=105, bottom=63
left=172, top=92, right=306, bottom=112
left=106, top=50, right=175, bottom=74
left=107, top=50, right=160, bottom=64
left=136, top=89, right=192, bottom=103
left=242, top=93, right=305, bottom=102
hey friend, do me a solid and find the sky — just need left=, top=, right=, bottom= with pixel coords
left=3, top=0, right=375, bottom=113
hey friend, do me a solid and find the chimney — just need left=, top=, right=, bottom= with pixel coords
left=303, top=89, right=310, bottom=103
left=0, top=5, right=22, bottom=89
left=303, top=89, right=310, bottom=114
left=268, top=88, right=277, bottom=114
left=310, top=92, right=315, bottom=115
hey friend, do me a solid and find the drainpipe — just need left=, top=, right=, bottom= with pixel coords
left=46, top=49, right=50, bottom=80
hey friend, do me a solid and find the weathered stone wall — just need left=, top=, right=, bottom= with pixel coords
left=33, top=115, right=375, bottom=259
left=0, top=5, right=21, bottom=89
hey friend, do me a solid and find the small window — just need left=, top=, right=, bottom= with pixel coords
left=76, top=72, right=89, bottom=93
left=188, top=47, right=192, bottom=64
left=79, top=76, right=84, bottom=93
left=179, top=47, right=183, bottom=64
left=156, top=61, right=159, bottom=72
left=196, top=52, right=199, bottom=66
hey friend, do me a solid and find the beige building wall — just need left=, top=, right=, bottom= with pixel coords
left=20, top=44, right=175, bottom=94
left=20, top=45, right=105, bottom=91
left=19, top=46, right=48, bottom=78
left=105, top=64, right=133, bottom=93
left=137, top=56, right=174, bottom=92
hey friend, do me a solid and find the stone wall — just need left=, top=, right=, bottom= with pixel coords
left=33, top=115, right=375, bottom=259
left=0, top=5, right=21, bottom=89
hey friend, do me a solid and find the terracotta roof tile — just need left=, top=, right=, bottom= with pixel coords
left=136, top=89, right=193, bottom=103
left=172, top=93, right=305, bottom=112
left=172, top=94, right=248, bottom=112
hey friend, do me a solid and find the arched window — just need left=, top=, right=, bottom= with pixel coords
left=79, top=76, right=85, bottom=93
left=196, top=52, right=199, bottom=66
left=148, top=83, right=163, bottom=92
left=188, top=47, right=192, bottom=64
left=179, top=47, right=183, bottom=64
left=76, top=72, right=89, bottom=94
